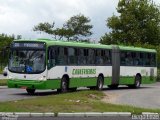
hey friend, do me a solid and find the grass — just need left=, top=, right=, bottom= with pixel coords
left=0, top=79, right=7, bottom=86
left=0, top=90, right=159, bottom=114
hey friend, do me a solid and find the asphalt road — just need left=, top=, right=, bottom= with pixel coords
left=0, top=87, right=57, bottom=102
left=103, top=82, right=160, bottom=109
left=0, top=82, right=160, bottom=109
left=0, top=74, right=7, bottom=80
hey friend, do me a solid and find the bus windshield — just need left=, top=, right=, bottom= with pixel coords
left=9, top=50, right=45, bottom=73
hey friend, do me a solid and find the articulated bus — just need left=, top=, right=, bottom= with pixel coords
left=7, top=39, right=157, bottom=94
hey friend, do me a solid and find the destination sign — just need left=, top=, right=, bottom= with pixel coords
left=11, top=42, right=45, bottom=49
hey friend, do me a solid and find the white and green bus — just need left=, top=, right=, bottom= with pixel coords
left=7, top=39, right=157, bottom=94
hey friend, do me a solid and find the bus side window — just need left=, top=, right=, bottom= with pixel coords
left=56, top=47, right=68, bottom=65
left=96, top=49, right=103, bottom=65
left=104, top=50, right=111, bottom=65
left=101, top=50, right=105, bottom=65
left=131, top=52, right=136, bottom=66
left=88, top=49, right=95, bottom=65
left=134, top=52, right=140, bottom=66
left=145, top=53, right=151, bottom=66
left=140, top=53, right=144, bottom=66
left=95, top=50, right=99, bottom=65
left=78, top=48, right=86, bottom=65
left=48, top=47, right=56, bottom=69
left=151, top=53, right=156, bottom=67
left=84, top=49, right=88, bottom=65
left=125, top=52, right=133, bottom=66
left=68, top=47, right=77, bottom=65
left=120, top=51, right=126, bottom=66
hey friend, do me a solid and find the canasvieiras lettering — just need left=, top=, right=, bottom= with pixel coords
left=72, top=69, right=96, bottom=75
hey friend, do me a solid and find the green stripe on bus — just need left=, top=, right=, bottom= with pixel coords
left=7, top=76, right=156, bottom=90
left=119, top=76, right=156, bottom=85
left=8, top=79, right=61, bottom=89
left=104, top=77, right=112, bottom=85
left=119, top=77, right=135, bottom=85
left=69, top=77, right=97, bottom=88
left=69, top=77, right=112, bottom=88
left=141, top=76, right=156, bottom=84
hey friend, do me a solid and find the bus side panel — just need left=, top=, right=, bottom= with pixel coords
left=69, top=77, right=112, bottom=88
left=119, top=77, right=134, bottom=85
left=47, top=66, right=112, bottom=88
left=96, top=66, right=112, bottom=86
left=104, top=77, right=112, bottom=85
left=141, top=77, right=155, bottom=84
left=119, top=66, right=157, bottom=85
left=69, top=78, right=97, bottom=88
left=45, top=80, right=61, bottom=89
left=141, top=67, right=157, bottom=84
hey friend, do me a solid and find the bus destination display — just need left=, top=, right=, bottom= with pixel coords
left=11, top=42, right=45, bottom=49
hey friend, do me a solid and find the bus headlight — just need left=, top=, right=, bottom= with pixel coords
left=38, top=76, right=46, bottom=80
left=8, top=76, right=13, bottom=79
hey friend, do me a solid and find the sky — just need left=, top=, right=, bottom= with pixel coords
left=0, top=0, right=159, bottom=42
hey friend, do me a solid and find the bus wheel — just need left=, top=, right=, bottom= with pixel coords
left=128, top=75, right=141, bottom=88
left=26, top=89, right=35, bottom=95
left=134, top=75, right=141, bottom=88
left=96, top=76, right=104, bottom=90
left=61, top=77, right=68, bottom=93
left=108, top=85, right=118, bottom=89
left=89, top=86, right=96, bottom=90
left=70, top=87, right=77, bottom=92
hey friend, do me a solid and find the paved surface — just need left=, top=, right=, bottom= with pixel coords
left=0, top=87, right=57, bottom=102
left=103, top=82, right=160, bottom=109
left=0, top=83, right=160, bottom=109
left=0, top=74, right=7, bottom=79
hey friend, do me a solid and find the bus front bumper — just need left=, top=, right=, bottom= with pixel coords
left=8, top=79, right=47, bottom=89
left=8, top=79, right=61, bottom=89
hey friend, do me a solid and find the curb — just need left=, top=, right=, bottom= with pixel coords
left=0, top=112, right=55, bottom=117
left=102, top=112, right=131, bottom=116
left=58, top=113, right=85, bottom=117
left=142, top=112, right=159, bottom=115
left=0, top=86, right=7, bottom=89
left=15, top=112, right=30, bottom=117
left=57, top=112, right=131, bottom=117
left=2, top=112, right=159, bottom=117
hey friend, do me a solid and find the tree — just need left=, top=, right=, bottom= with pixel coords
left=0, top=34, right=14, bottom=65
left=100, top=0, right=160, bottom=45
left=33, top=22, right=55, bottom=37
left=63, top=14, right=93, bottom=41
left=0, top=34, right=14, bottom=50
left=33, top=14, right=93, bottom=41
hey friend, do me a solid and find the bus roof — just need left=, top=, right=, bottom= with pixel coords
left=119, top=46, right=156, bottom=53
left=13, top=39, right=156, bottom=53
left=13, top=39, right=112, bottom=49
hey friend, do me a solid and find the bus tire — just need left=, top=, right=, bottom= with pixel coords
left=134, top=75, right=141, bottom=88
left=26, top=89, right=35, bottom=95
left=108, top=85, right=118, bottom=89
left=60, top=76, right=68, bottom=93
left=96, top=76, right=104, bottom=90
left=70, top=87, right=77, bottom=92
left=89, top=86, right=96, bottom=90
left=128, top=75, right=141, bottom=88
